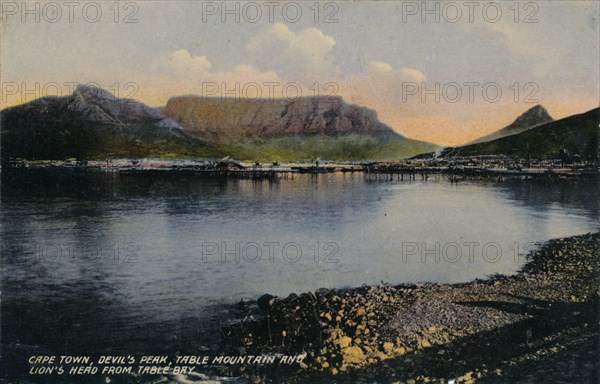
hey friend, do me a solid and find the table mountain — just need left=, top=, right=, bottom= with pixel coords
left=163, top=95, right=400, bottom=143
left=161, top=95, right=437, bottom=160
left=1, top=86, right=437, bottom=162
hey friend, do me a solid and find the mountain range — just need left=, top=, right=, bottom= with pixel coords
left=0, top=86, right=436, bottom=162
left=1, top=85, right=597, bottom=162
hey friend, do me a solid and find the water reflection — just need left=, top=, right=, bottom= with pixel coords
left=1, top=169, right=598, bottom=378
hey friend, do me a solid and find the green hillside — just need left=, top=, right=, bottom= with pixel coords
left=442, top=108, right=599, bottom=161
left=219, top=133, right=438, bottom=162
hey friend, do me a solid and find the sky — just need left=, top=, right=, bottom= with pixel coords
left=1, top=0, right=599, bottom=145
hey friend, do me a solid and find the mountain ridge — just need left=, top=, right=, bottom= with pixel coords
left=1, top=85, right=206, bottom=161
left=0, top=86, right=438, bottom=161
left=162, top=94, right=406, bottom=144
left=441, top=107, right=599, bottom=161
left=7, top=86, right=592, bottom=163
left=469, top=105, right=554, bottom=144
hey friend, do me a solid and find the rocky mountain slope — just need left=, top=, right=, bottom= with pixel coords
left=1, top=85, right=206, bottom=161
left=159, top=95, right=438, bottom=160
left=1, top=87, right=438, bottom=162
left=162, top=95, right=401, bottom=144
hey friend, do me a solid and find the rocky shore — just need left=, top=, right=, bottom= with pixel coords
left=222, top=232, right=599, bottom=383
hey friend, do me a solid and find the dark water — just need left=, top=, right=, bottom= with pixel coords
left=1, top=169, right=598, bottom=380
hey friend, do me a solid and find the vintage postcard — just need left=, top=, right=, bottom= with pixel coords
left=1, top=1, right=598, bottom=383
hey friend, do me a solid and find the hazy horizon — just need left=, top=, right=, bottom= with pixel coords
left=2, top=0, right=598, bottom=146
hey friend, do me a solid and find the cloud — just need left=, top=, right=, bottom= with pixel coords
left=342, top=61, right=427, bottom=108
left=150, top=49, right=280, bottom=84
left=246, top=22, right=296, bottom=51
left=144, top=49, right=281, bottom=104
left=365, top=61, right=426, bottom=83
left=247, top=22, right=337, bottom=80
left=151, top=49, right=212, bottom=77
left=149, top=22, right=341, bottom=94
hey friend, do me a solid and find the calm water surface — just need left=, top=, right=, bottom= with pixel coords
left=1, top=169, right=598, bottom=378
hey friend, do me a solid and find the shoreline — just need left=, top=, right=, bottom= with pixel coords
left=1, top=159, right=598, bottom=179
left=219, top=232, right=599, bottom=383
left=2, top=231, right=597, bottom=383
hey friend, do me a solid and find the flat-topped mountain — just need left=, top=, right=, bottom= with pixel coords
left=1, top=86, right=437, bottom=162
left=1, top=85, right=204, bottom=161
left=470, top=105, right=554, bottom=144
left=160, top=95, right=437, bottom=160
left=162, top=95, right=400, bottom=144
